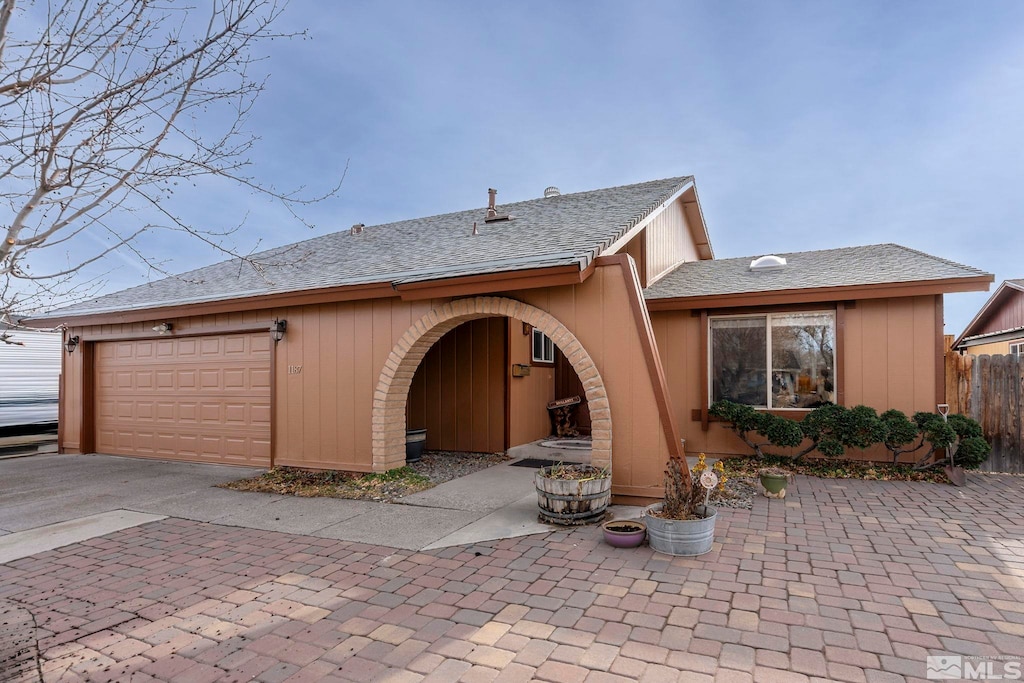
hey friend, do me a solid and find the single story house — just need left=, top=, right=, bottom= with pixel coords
left=953, top=279, right=1024, bottom=356
left=31, top=177, right=993, bottom=501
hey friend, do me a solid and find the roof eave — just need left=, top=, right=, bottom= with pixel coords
left=957, top=325, right=1024, bottom=347
left=601, top=178, right=699, bottom=257
left=951, top=279, right=1015, bottom=348
left=26, top=261, right=595, bottom=327
left=645, top=275, right=994, bottom=312
left=24, top=281, right=398, bottom=328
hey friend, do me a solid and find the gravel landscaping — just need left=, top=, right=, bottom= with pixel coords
left=218, top=450, right=510, bottom=502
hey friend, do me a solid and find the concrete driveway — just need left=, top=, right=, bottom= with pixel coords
left=0, top=453, right=564, bottom=554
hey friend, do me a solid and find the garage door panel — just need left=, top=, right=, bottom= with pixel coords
left=199, top=403, right=222, bottom=423
left=135, top=402, right=155, bottom=420
left=251, top=404, right=271, bottom=425
left=94, top=333, right=271, bottom=466
left=200, top=370, right=220, bottom=389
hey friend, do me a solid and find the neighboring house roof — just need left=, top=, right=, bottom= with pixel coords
left=953, top=279, right=1024, bottom=348
left=644, top=243, right=992, bottom=306
left=37, top=176, right=696, bottom=320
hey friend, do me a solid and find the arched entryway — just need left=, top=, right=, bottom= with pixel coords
left=372, top=297, right=611, bottom=471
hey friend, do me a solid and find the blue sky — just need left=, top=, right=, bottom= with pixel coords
left=54, top=1, right=1024, bottom=333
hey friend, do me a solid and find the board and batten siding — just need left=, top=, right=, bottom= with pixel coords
left=406, top=317, right=507, bottom=454
left=59, top=258, right=679, bottom=498
left=622, top=197, right=701, bottom=289
left=976, top=288, right=1024, bottom=337
left=651, top=295, right=942, bottom=460
left=507, top=319, right=556, bottom=448
left=644, top=197, right=700, bottom=285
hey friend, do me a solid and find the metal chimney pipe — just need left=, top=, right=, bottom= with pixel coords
left=486, top=188, right=497, bottom=219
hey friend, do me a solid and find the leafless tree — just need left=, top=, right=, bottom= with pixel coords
left=0, top=0, right=339, bottom=332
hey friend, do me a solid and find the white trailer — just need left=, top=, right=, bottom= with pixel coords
left=0, top=328, right=62, bottom=430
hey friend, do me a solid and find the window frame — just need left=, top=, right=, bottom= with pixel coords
left=1010, top=340, right=1024, bottom=356
left=531, top=328, right=555, bottom=365
left=707, top=309, right=838, bottom=411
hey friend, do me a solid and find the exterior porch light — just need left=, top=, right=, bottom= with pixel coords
left=152, top=322, right=173, bottom=334
left=65, top=335, right=80, bottom=354
left=270, top=319, right=287, bottom=343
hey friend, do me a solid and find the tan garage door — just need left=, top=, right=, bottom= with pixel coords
left=94, top=333, right=271, bottom=466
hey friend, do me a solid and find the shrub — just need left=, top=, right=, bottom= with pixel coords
left=913, top=412, right=990, bottom=470
left=709, top=400, right=991, bottom=472
left=879, top=409, right=922, bottom=464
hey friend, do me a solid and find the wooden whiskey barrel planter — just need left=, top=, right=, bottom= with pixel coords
left=535, top=465, right=611, bottom=526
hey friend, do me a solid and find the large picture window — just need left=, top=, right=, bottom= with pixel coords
left=710, top=312, right=836, bottom=409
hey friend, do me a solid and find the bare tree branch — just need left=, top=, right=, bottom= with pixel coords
left=0, top=0, right=341, bottom=320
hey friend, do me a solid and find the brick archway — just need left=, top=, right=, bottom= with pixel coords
left=372, top=297, right=612, bottom=471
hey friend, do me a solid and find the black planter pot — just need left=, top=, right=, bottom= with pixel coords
left=405, top=429, right=427, bottom=463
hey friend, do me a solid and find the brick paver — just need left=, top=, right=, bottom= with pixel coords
left=1, top=472, right=1023, bottom=681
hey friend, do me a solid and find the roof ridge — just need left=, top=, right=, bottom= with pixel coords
left=34, top=175, right=696, bottom=320
left=886, top=243, right=990, bottom=277
left=705, top=243, right=895, bottom=263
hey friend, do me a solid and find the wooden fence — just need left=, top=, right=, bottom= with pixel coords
left=946, top=350, right=1023, bottom=473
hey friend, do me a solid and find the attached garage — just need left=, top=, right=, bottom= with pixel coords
left=93, top=333, right=271, bottom=466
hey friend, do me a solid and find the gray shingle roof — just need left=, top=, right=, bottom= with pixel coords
left=643, top=244, right=990, bottom=301
left=47, top=176, right=693, bottom=318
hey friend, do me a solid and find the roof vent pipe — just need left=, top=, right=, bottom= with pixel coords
left=486, top=188, right=497, bottom=219
left=543, top=186, right=561, bottom=198
left=350, top=223, right=364, bottom=235
left=484, top=188, right=512, bottom=223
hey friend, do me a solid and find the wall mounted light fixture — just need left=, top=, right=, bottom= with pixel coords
left=65, top=335, right=80, bottom=354
left=152, top=322, right=173, bottom=334
left=270, top=319, right=287, bottom=342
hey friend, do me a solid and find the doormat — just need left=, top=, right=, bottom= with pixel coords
left=509, top=458, right=559, bottom=469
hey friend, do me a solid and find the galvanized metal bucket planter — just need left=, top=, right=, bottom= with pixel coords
left=643, top=503, right=717, bottom=556
left=536, top=465, right=611, bottom=526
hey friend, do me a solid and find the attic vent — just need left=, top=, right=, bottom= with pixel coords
left=350, top=223, right=364, bottom=235
left=543, top=186, right=561, bottom=198
left=749, top=255, right=787, bottom=271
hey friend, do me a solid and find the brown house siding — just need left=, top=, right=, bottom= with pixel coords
left=976, top=289, right=1024, bottom=336
left=60, top=257, right=680, bottom=499
left=644, top=198, right=700, bottom=285
left=508, top=322, right=556, bottom=447
left=652, top=294, right=941, bottom=460
left=406, top=317, right=507, bottom=453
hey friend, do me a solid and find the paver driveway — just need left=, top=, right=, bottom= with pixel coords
left=1, top=473, right=1023, bottom=682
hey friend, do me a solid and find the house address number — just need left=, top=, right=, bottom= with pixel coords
left=288, top=365, right=302, bottom=374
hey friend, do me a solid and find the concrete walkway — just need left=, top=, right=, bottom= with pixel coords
left=2, top=471, right=1022, bottom=682
left=0, top=453, right=639, bottom=557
